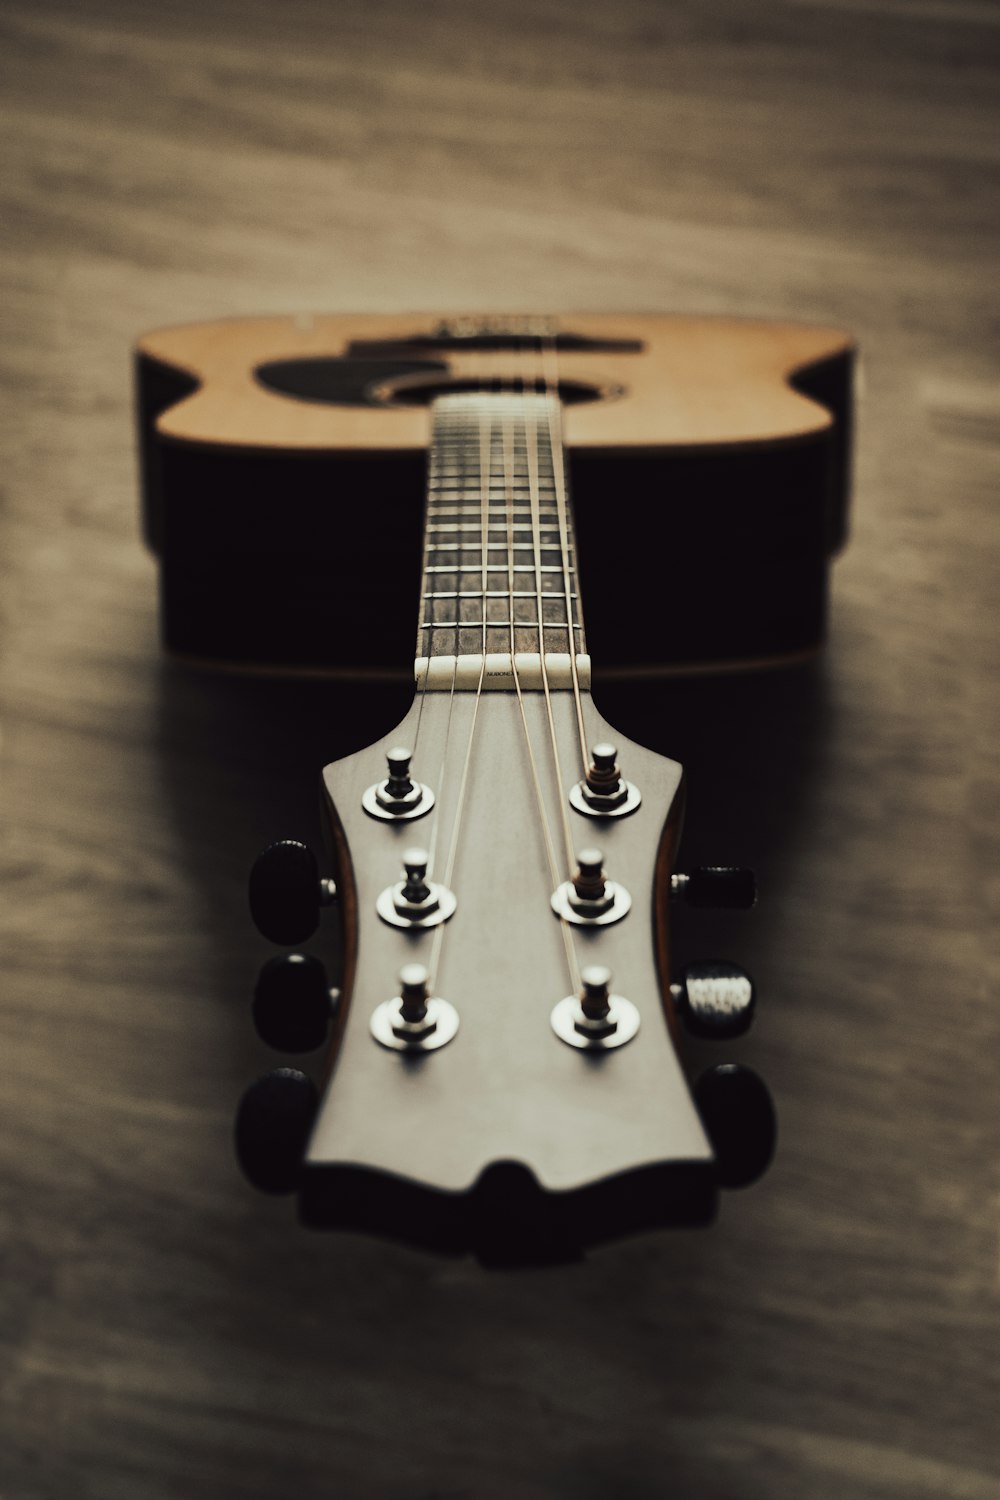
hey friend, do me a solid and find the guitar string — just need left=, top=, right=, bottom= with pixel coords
left=426, top=393, right=491, bottom=990
left=529, top=330, right=588, bottom=987
left=503, top=380, right=581, bottom=994
left=541, top=337, right=589, bottom=775
left=529, top=332, right=586, bottom=991
left=523, top=376, right=578, bottom=879
left=421, top=407, right=462, bottom=887
left=406, top=435, right=435, bottom=779
left=408, top=382, right=466, bottom=821
left=421, top=342, right=581, bottom=998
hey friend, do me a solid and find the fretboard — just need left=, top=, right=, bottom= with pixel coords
left=415, top=391, right=588, bottom=691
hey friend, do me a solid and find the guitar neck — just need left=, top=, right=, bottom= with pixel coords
left=415, top=390, right=590, bottom=691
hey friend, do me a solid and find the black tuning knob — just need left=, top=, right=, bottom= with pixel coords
left=694, top=1064, right=776, bottom=1188
left=253, top=953, right=336, bottom=1053
left=672, top=961, right=756, bottom=1039
left=234, top=1068, right=318, bottom=1194
left=671, top=866, right=757, bottom=909
left=248, top=839, right=336, bottom=945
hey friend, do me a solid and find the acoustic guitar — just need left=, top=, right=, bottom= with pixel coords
left=136, top=313, right=855, bottom=1264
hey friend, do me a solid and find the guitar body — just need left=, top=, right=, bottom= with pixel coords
left=136, top=313, right=854, bottom=677
left=137, top=312, right=853, bottom=1263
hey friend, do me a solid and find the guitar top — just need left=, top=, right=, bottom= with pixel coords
left=136, top=313, right=854, bottom=1263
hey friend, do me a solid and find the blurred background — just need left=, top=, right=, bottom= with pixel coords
left=2, top=1, right=997, bottom=1496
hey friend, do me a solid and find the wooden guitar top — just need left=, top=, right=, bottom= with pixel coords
left=137, top=312, right=853, bottom=452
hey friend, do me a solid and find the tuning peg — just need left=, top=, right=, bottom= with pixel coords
left=672, top=961, right=756, bottom=1039
left=248, top=839, right=337, bottom=945
left=694, top=1064, right=776, bottom=1188
left=253, top=953, right=338, bottom=1053
left=551, top=847, right=631, bottom=926
left=362, top=746, right=434, bottom=822
left=569, top=741, right=641, bottom=818
left=671, top=867, right=757, bottom=909
left=376, top=847, right=457, bottom=929
left=234, top=1068, right=318, bottom=1194
left=369, top=964, right=460, bottom=1052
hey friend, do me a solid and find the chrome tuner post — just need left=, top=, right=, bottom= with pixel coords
left=362, top=746, right=435, bottom=822
left=376, top=848, right=457, bottom=930
left=569, top=742, right=641, bottom=819
left=551, top=965, right=640, bottom=1051
left=370, top=963, right=460, bottom=1052
left=551, top=848, right=631, bottom=926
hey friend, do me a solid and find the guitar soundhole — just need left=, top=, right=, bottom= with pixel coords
left=255, top=357, right=448, bottom=408
left=255, top=357, right=617, bottom=409
left=375, top=373, right=615, bottom=407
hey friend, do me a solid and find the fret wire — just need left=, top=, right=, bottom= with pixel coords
left=432, top=460, right=546, bottom=468
left=424, top=590, right=577, bottom=599
left=428, top=496, right=557, bottom=502
left=425, top=546, right=573, bottom=557
left=428, top=507, right=543, bottom=518
left=421, top=620, right=584, bottom=631
left=428, top=492, right=559, bottom=500
left=430, top=496, right=555, bottom=505
left=428, top=510, right=560, bottom=519
left=428, top=504, right=562, bottom=510
left=427, top=550, right=574, bottom=559
left=427, top=539, right=571, bottom=546
left=424, top=564, right=569, bottom=574
left=427, top=601, right=572, bottom=620
left=433, top=487, right=550, bottom=498
left=428, top=524, right=562, bottom=534
left=428, top=519, right=561, bottom=529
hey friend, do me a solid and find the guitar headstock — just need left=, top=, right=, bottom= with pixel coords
left=237, top=688, right=775, bottom=1265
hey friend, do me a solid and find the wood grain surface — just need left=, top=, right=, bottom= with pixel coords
left=1, top=1, right=997, bottom=1496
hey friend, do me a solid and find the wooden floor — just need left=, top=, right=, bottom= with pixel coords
left=2, top=1, right=998, bottom=1495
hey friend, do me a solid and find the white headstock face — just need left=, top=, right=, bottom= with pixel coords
left=242, top=689, right=773, bottom=1264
